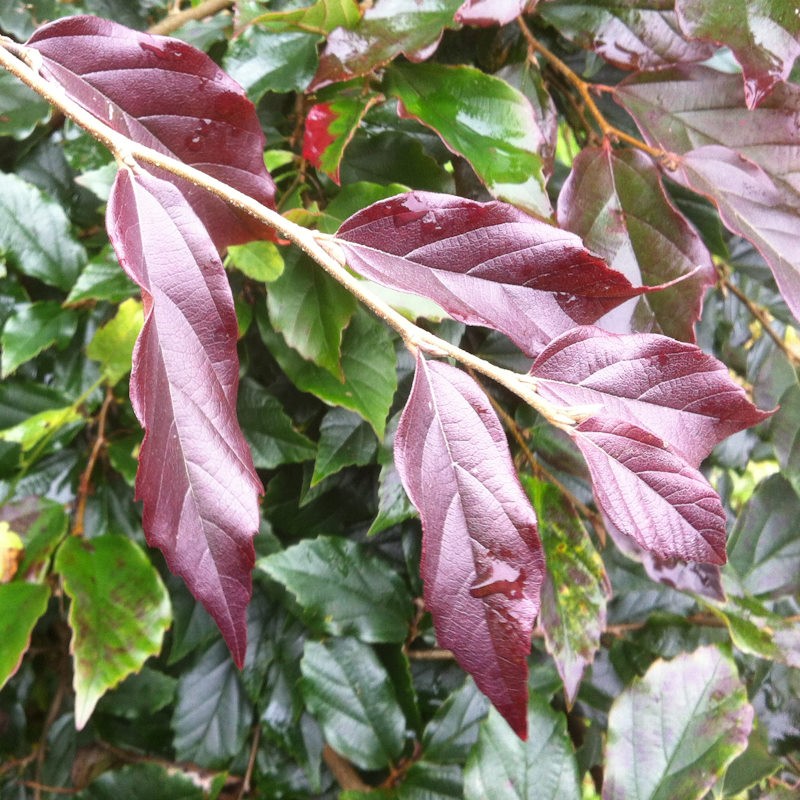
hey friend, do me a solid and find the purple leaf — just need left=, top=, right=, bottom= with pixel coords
left=676, top=0, right=800, bottom=108
left=570, top=417, right=727, bottom=565
left=530, top=326, right=772, bottom=467
left=394, top=355, right=544, bottom=739
left=107, top=169, right=262, bottom=667
left=336, top=191, right=660, bottom=356
left=27, top=15, right=276, bottom=250
left=455, top=0, right=532, bottom=27
left=557, top=144, right=715, bottom=341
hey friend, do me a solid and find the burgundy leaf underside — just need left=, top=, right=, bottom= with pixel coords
left=107, top=169, right=262, bottom=666
left=455, top=0, right=530, bottom=27
left=27, top=14, right=276, bottom=250
left=336, top=191, right=660, bottom=356
left=394, top=356, right=544, bottom=738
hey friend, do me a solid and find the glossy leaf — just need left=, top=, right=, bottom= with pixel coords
left=86, top=298, right=143, bottom=385
left=0, top=70, right=50, bottom=138
left=540, top=0, right=714, bottom=71
left=311, top=407, right=377, bottom=485
left=267, top=252, right=357, bottom=378
left=337, top=191, right=659, bottom=357
left=464, top=694, right=581, bottom=800
left=603, top=646, right=753, bottom=800
left=300, top=637, right=406, bottom=770
left=571, top=417, right=728, bottom=564
left=1, top=301, right=79, bottom=377
left=54, top=535, right=171, bottom=729
left=310, top=0, right=462, bottom=88
left=66, top=253, right=138, bottom=304
left=675, top=0, right=800, bottom=108
left=28, top=14, right=276, bottom=249
left=226, top=241, right=285, bottom=282
left=421, top=678, right=489, bottom=763
left=0, top=172, right=86, bottom=291
left=107, top=169, right=262, bottom=667
left=395, top=355, right=544, bottom=738
left=456, top=0, right=530, bottom=27
left=528, top=479, right=609, bottom=706
left=259, top=306, right=397, bottom=437
left=384, top=62, right=550, bottom=217
left=557, top=145, right=715, bottom=341
left=0, top=582, right=51, bottom=689
left=530, top=325, right=772, bottom=467
left=257, top=536, right=414, bottom=643
left=75, top=763, right=203, bottom=800
left=726, top=474, right=800, bottom=598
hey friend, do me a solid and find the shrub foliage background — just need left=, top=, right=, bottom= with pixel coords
left=1, top=1, right=800, bottom=798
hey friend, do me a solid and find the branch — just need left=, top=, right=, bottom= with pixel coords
left=148, top=0, right=233, bottom=36
left=0, top=39, right=596, bottom=432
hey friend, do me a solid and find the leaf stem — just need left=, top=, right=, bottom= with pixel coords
left=518, top=20, right=676, bottom=167
left=0, top=40, right=593, bottom=430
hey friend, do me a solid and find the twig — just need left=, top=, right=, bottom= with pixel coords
left=148, top=0, right=233, bottom=35
left=322, top=745, right=370, bottom=792
left=236, top=722, right=261, bottom=799
left=0, top=40, right=597, bottom=434
left=20, top=782, right=78, bottom=796
left=406, top=648, right=454, bottom=660
left=33, top=671, right=68, bottom=800
left=518, top=19, right=677, bottom=168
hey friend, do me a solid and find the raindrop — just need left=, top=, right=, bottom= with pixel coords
left=469, top=560, right=524, bottom=599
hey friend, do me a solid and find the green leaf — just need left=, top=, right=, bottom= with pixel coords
left=464, top=694, right=581, bottom=800
left=726, top=474, right=800, bottom=598
left=66, top=252, right=138, bottom=304
left=55, top=535, right=172, bottom=729
left=300, top=637, right=406, bottom=770
left=422, top=678, right=489, bottom=764
left=227, top=240, right=285, bottom=282
left=75, top=763, right=204, bottom=800
left=96, top=666, right=177, bottom=718
left=258, top=536, right=414, bottom=643
left=251, top=0, right=361, bottom=34
left=603, top=645, right=753, bottom=800
left=319, top=181, right=409, bottom=234
left=87, top=298, right=143, bottom=384
left=0, top=405, right=83, bottom=453
left=259, top=305, right=397, bottom=437
left=224, top=27, right=321, bottom=102
left=720, top=722, right=781, bottom=796
left=172, top=639, right=253, bottom=767
left=526, top=479, right=609, bottom=706
left=1, top=301, right=79, bottom=377
left=11, top=498, right=69, bottom=582
left=0, top=582, right=51, bottom=689
left=0, top=172, right=86, bottom=290
left=238, top=379, right=316, bottom=469
left=384, top=62, right=551, bottom=217
left=267, top=252, right=357, bottom=377
left=396, top=762, right=464, bottom=799
left=311, top=407, right=377, bottom=485
left=0, top=70, right=50, bottom=139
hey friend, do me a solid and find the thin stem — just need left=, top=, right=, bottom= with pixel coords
left=322, top=746, right=370, bottom=792
left=148, top=0, right=233, bottom=35
left=0, top=40, right=595, bottom=431
left=518, top=19, right=676, bottom=167
left=236, top=722, right=261, bottom=799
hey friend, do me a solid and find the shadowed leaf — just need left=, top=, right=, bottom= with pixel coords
left=456, top=0, right=530, bottom=26
left=0, top=582, right=51, bottom=689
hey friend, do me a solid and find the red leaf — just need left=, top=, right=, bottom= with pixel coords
left=571, top=417, right=727, bottom=565
left=530, top=326, right=772, bottom=468
left=107, top=169, right=262, bottom=666
left=27, top=15, right=276, bottom=250
left=455, top=0, right=532, bottom=27
left=395, top=356, right=544, bottom=738
left=337, top=191, right=659, bottom=356
left=303, top=103, right=339, bottom=176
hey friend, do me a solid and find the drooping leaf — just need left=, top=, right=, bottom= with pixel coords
left=384, top=62, right=550, bottom=217
left=310, top=0, right=463, bottom=88
left=726, top=474, right=800, bottom=598
left=527, top=478, right=609, bottom=706
left=455, top=0, right=530, bottom=27
left=1, top=301, right=79, bottom=377
left=257, top=536, right=414, bottom=643
left=267, top=251, right=357, bottom=378
left=300, top=637, right=406, bottom=770
left=107, top=169, right=262, bottom=667
left=28, top=14, right=276, bottom=249
left=557, top=144, right=715, bottom=341
left=464, top=694, right=581, bottom=800
left=86, top=298, right=143, bottom=385
left=394, top=355, right=544, bottom=738
left=336, top=191, right=661, bottom=357
left=529, top=325, right=772, bottom=467
left=571, top=417, right=728, bottom=564
left=603, top=646, right=753, bottom=800
left=249, top=0, right=361, bottom=35
left=54, top=534, right=171, bottom=729
left=0, top=582, right=51, bottom=689
left=172, top=639, right=253, bottom=767
left=0, top=172, right=86, bottom=291
left=311, top=407, right=377, bottom=485
left=259, top=305, right=397, bottom=438
left=540, top=0, right=714, bottom=71
left=675, top=0, right=800, bottom=108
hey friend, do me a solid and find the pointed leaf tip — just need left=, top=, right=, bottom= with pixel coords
left=395, top=355, right=544, bottom=737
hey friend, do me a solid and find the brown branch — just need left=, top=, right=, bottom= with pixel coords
left=407, top=648, right=454, bottom=660
left=148, top=0, right=233, bottom=35
left=322, top=745, right=370, bottom=792
left=71, top=386, right=115, bottom=537
left=21, top=782, right=78, bottom=796
left=236, top=722, right=261, bottom=799
left=518, top=19, right=676, bottom=168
